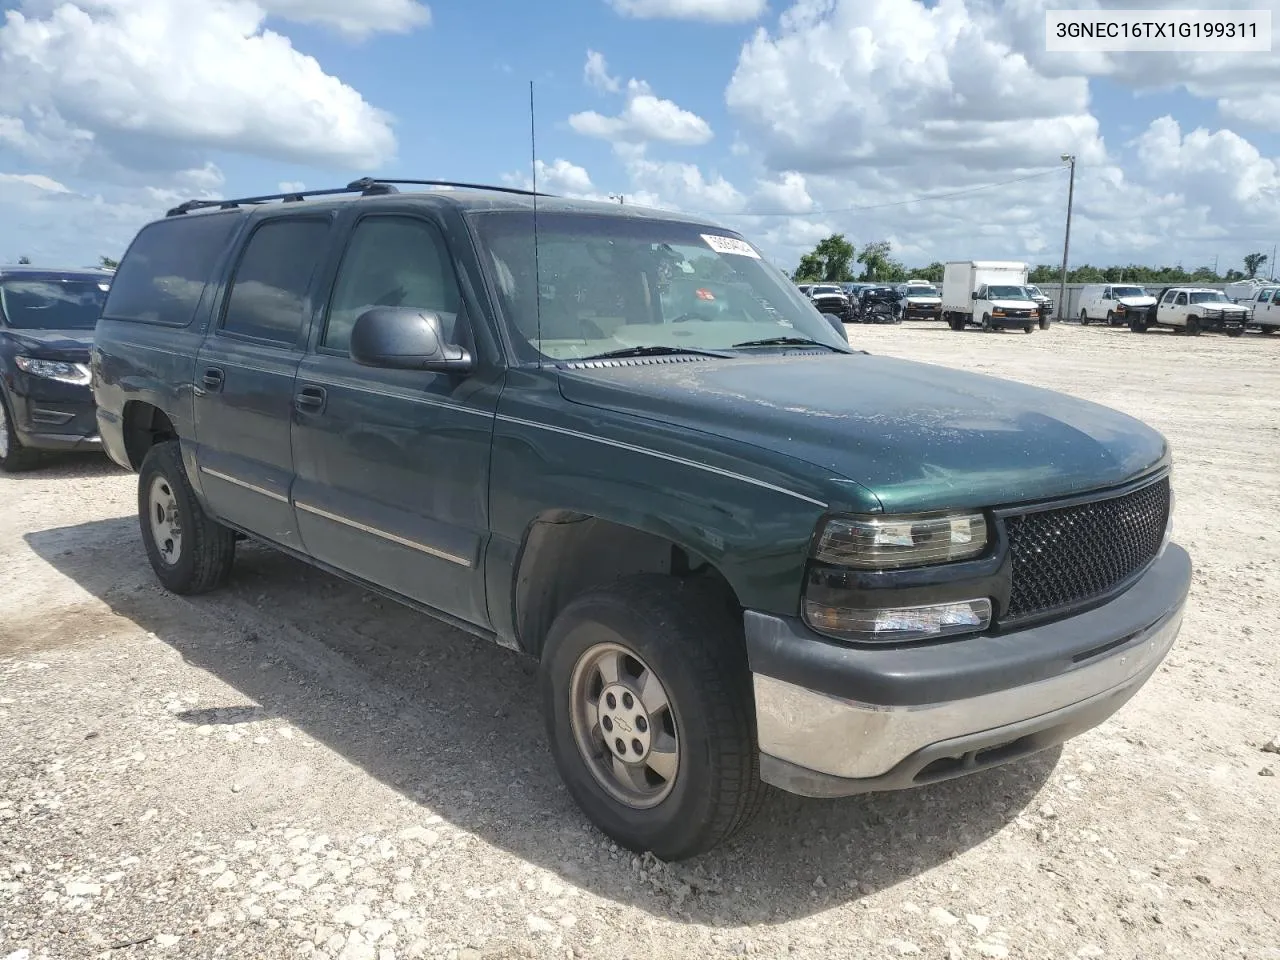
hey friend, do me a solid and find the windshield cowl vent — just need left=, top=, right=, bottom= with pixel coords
left=561, top=354, right=718, bottom=370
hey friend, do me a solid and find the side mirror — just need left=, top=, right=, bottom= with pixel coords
left=349, top=307, right=474, bottom=373
left=971, top=291, right=979, bottom=300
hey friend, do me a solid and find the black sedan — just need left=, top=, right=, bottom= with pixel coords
left=0, top=265, right=112, bottom=471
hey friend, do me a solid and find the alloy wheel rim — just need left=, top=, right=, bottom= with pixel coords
left=568, top=641, right=680, bottom=810
left=148, top=475, right=183, bottom=566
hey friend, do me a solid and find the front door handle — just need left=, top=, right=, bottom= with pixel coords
left=294, top=385, right=327, bottom=414
left=201, top=367, right=225, bottom=391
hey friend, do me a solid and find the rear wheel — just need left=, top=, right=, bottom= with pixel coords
left=1080, top=309, right=1090, bottom=325
left=540, top=575, right=762, bottom=860
left=138, top=441, right=236, bottom=594
left=0, top=394, right=40, bottom=473
left=1261, top=326, right=1275, bottom=335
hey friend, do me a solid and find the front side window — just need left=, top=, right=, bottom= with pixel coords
left=323, top=216, right=463, bottom=353
left=221, top=219, right=330, bottom=344
left=1112, top=286, right=1145, bottom=298
left=0, top=277, right=109, bottom=330
left=1175, top=293, right=1188, bottom=306
left=470, top=212, right=849, bottom=361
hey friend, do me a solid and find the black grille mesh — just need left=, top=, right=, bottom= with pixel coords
left=1004, top=477, right=1170, bottom=621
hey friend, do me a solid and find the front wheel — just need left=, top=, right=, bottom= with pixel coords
left=540, top=575, right=762, bottom=860
left=138, top=441, right=236, bottom=594
left=1227, top=326, right=1244, bottom=338
left=981, top=313, right=994, bottom=332
left=1186, top=316, right=1201, bottom=336
left=0, top=394, right=40, bottom=472
left=1024, top=322, right=1034, bottom=333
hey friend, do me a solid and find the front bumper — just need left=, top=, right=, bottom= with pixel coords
left=6, top=383, right=100, bottom=451
left=746, top=543, right=1191, bottom=797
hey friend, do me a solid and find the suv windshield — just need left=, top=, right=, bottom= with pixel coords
left=1189, top=291, right=1229, bottom=304
left=988, top=285, right=1031, bottom=300
left=471, top=212, right=850, bottom=360
left=904, top=285, right=938, bottom=297
left=1112, top=286, right=1147, bottom=298
left=0, top=277, right=109, bottom=330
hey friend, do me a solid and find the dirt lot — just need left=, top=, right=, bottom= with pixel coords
left=2, top=321, right=1278, bottom=960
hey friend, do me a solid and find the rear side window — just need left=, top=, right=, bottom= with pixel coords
left=220, top=219, right=331, bottom=345
left=103, top=214, right=238, bottom=326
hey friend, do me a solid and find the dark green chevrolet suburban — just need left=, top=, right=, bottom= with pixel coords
left=92, top=180, right=1191, bottom=860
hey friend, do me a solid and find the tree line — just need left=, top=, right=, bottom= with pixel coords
left=791, top=235, right=1274, bottom=286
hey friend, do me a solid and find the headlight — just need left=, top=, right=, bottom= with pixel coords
left=14, top=356, right=91, bottom=386
left=803, top=598, right=992, bottom=644
left=812, top=513, right=988, bottom=569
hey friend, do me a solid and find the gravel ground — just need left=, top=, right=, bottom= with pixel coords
left=1, top=321, right=1278, bottom=960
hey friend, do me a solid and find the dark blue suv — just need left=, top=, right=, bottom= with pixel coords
left=0, top=265, right=113, bottom=470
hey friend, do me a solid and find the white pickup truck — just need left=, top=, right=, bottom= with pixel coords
left=1239, top=285, right=1280, bottom=334
left=1135, top=287, right=1248, bottom=336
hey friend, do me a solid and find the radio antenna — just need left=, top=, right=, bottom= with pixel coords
left=530, top=80, right=543, bottom=363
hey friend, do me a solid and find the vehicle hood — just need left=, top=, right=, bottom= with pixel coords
left=1195, top=302, right=1248, bottom=313
left=904, top=295, right=941, bottom=304
left=810, top=293, right=847, bottom=301
left=1, top=329, right=93, bottom=361
left=1116, top=296, right=1156, bottom=307
left=989, top=299, right=1037, bottom=310
left=557, top=354, right=1168, bottom=513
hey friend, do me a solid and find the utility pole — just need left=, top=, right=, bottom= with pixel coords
left=1212, top=253, right=1219, bottom=276
left=609, top=193, right=625, bottom=205
left=1058, top=154, right=1075, bottom=321
left=1271, top=243, right=1276, bottom=281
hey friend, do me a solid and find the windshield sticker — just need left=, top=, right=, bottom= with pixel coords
left=695, top=288, right=716, bottom=301
left=701, top=234, right=761, bottom=259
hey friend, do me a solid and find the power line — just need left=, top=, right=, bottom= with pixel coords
left=713, top=166, right=1067, bottom=219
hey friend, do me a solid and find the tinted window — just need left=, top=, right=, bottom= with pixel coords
left=221, top=219, right=330, bottom=344
left=0, top=277, right=109, bottom=330
left=103, top=214, right=238, bottom=326
left=1175, top=293, right=1188, bottom=306
left=323, top=216, right=461, bottom=353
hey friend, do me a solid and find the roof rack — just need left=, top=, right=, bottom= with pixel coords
left=164, top=177, right=552, bottom=217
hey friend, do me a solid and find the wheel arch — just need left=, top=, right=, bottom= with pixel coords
left=510, top=510, right=742, bottom=658
left=121, top=400, right=178, bottom=470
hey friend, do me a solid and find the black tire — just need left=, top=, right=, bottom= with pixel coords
left=1261, top=326, right=1275, bottom=335
left=1024, top=322, right=1034, bottom=333
left=1106, top=311, right=1117, bottom=326
left=1186, top=316, right=1201, bottom=336
left=1080, top=310, right=1091, bottom=325
left=137, top=441, right=236, bottom=594
left=981, top=313, right=994, bottom=332
left=540, top=574, right=763, bottom=860
left=1129, top=316, right=1148, bottom=333
left=1039, top=317, right=1051, bottom=330
left=1227, top=326, right=1244, bottom=338
left=0, top=392, right=41, bottom=472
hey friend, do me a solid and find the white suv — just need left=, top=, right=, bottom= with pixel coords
left=1079, top=284, right=1157, bottom=326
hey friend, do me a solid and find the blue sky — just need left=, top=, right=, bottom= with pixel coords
left=3, top=0, right=1280, bottom=275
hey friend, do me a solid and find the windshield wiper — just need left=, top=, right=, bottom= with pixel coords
left=731, top=336, right=850, bottom=352
left=574, top=345, right=736, bottom=361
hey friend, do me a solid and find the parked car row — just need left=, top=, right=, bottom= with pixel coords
left=1080, top=282, right=1274, bottom=336
left=5, top=183, right=1192, bottom=868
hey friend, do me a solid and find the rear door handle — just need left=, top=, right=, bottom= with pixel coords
left=294, top=385, right=327, bottom=414
left=201, top=367, right=225, bottom=391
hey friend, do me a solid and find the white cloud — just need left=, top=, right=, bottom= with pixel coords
left=279, top=180, right=307, bottom=193
left=726, top=0, right=1105, bottom=174
left=625, top=157, right=745, bottom=212
left=584, top=50, right=621, bottom=93
left=570, top=77, right=713, bottom=147
left=0, top=171, right=70, bottom=194
left=0, top=0, right=397, bottom=174
left=258, top=0, right=431, bottom=38
left=752, top=171, right=813, bottom=213
left=504, top=158, right=604, bottom=199
left=606, top=0, right=766, bottom=22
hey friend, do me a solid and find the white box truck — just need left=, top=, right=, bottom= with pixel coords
left=942, top=260, right=1046, bottom=333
